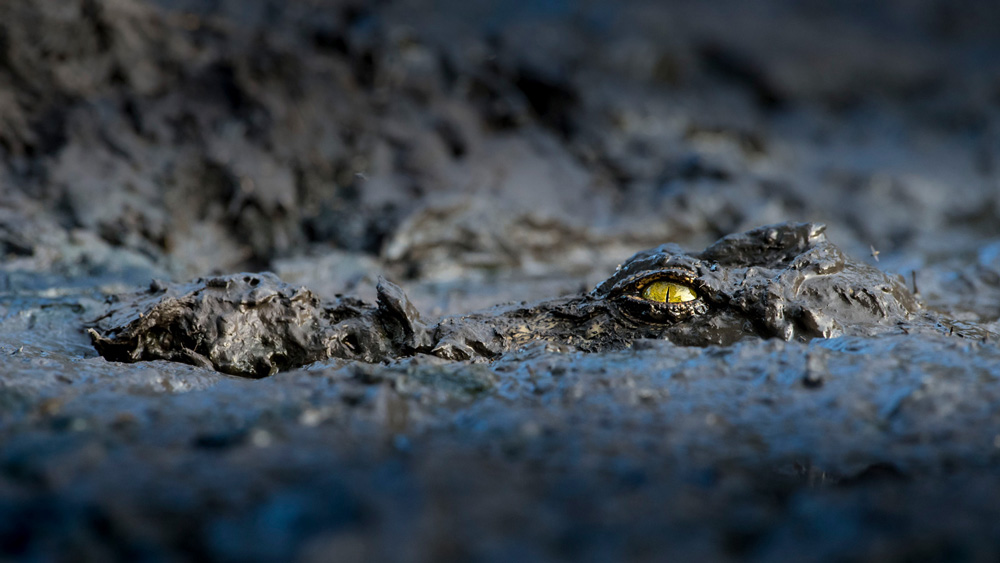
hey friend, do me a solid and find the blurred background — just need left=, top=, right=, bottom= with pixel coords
left=2, top=0, right=999, bottom=318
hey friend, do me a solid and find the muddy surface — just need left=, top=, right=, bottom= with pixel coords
left=2, top=0, right=1000, bottom=561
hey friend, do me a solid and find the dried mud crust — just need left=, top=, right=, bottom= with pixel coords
left=88, top=222, right=946, bottom=378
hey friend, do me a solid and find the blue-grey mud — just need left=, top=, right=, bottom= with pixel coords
left=2, top=0, right=1000, bottom=561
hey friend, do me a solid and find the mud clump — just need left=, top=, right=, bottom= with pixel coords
left=90, top=273, right=433, bottom=377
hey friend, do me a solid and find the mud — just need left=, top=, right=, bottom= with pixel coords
left=3, top=0, right=1000, bottom=561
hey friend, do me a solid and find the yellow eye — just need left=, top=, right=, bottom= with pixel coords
left=641, top=280, right=697, bottom=303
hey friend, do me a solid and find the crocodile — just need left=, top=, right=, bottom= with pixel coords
left=89, top=222, right=923, bottom=378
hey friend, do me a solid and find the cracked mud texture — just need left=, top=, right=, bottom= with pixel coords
left=3, top=0, right=1000, bottom=561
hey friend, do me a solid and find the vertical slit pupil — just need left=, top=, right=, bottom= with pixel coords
left=641, top=281, right=696, bottom=303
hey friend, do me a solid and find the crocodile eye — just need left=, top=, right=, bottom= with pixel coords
left=609, top=271, right=708, bottom=324
left=641, top=280, right=697, bottom=303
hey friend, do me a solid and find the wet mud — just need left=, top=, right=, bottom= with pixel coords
left=3, top=0, right=1000, bottom=561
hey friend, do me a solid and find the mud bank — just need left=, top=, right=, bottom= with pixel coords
left=2, top=0, right=1000, bottom=561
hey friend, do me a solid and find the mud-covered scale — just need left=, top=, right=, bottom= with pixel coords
left=89, top=222, right=930, bottom=377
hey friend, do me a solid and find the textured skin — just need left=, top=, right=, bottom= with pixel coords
left=90, top=222, right=923, bottom=376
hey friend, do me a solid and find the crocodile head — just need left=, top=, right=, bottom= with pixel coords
left=90, top=222, right=921, bottom=376
left=431, top=222, right=919, bottom=359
